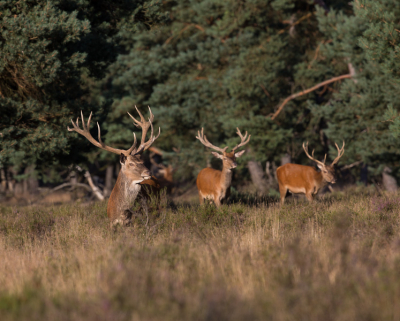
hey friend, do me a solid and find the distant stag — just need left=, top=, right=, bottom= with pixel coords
left=277, top=141, right=345, bottom=205
left=150, top=156, right=175, bottom=194
left=68, top=107, right=160, bottom=227
left=196, top=128, right=250, bottom=207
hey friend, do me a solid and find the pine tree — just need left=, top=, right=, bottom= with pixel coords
left=101, top=0, right=331, bottom=188
left=0, top=0, right=160, bottom=183
left=305, top=1, right=400, bottom=180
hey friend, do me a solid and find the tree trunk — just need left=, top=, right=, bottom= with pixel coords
left=265, top=161, right=278, bottom=190
left=69, top=170, right=78, bottom=185
left=103, top=164, right=114, bottom=197
left=0, top=168, right=6, bottom=192
left=23, top=166, right=38, bottom=196
left=360, top=163, right=368, bottom=185
left=280, top=153, right=291, bottom=166
left=382, top=166, right=397, bottom=192
left=7, top=168, right=15, bottom=193
left=247, top=161, right=269, bottom=195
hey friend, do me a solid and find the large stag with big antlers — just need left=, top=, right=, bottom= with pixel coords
left=277, top=141, right=345, bottom=205
left=68, top=106, right=160, bottom=227
left=196, top=128, right=250, bottom=207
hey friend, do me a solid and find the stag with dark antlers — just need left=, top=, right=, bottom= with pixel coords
left=68, top=106, right=160, bottom=227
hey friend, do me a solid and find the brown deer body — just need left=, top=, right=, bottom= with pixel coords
left=277, top=142, right=345, bottom=205
left=196, top=128, right=250, bottom=207
left=68, top=107, right=160, bottom=227
left=150, top=158, right=175, bottom=194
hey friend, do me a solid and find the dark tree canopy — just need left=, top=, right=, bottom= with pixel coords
left=2, top=0, right=400, bottom=188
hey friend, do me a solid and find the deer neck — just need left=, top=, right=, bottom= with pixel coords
left=220, top=165, right=233, bottom=191
left=315, top=171, right=328, bottom=190
left=116, top=170, right=142, bottom=206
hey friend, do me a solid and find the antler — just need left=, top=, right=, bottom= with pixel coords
left=68, top=111, right=137, bottom=156
left=302, top=142, right=327, bottom=167
left=196, top=128, right=228, bottom=153
left=127, top=106, right=161, bottom=155
left=331, top=141, right=345, bottom=165
left=231, top=127, right=251, bottom=152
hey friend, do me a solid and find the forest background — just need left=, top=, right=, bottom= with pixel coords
left=1, top=0, right=400, bottom=201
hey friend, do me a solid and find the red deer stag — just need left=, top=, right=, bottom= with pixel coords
left=68, top=107, right=160, bottom=227
left=149, top=156, right=175, bottom=194
left=196, top=128, right=250, bottom=207
left=277, top=141, right=345, bottom=205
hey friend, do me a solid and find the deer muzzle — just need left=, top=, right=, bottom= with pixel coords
left=142, top=170, right=151, bottom=180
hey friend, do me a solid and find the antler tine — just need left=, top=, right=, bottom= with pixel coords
left=232, top=127, right=251, bottom=151
left=331, top=141, right=345, bottom=165
left=148, top=106, right=155, bottom=123
left=80, top=111, right=86, bottom=131
left=129, top=106, right=161, bottom=155
left=303, top=142, right=325, bottom=167
left=127, top=110, right=140, bottom=128
left=196, top=128, right=227, bottom=153
left=67, top=117, right=79, bottom=132
left=127, top=133, right=137, bottom=155
left=97, top=122, right=104, bottom=146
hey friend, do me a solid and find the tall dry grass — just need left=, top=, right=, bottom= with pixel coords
left=1, top=189, right=400, bottom=320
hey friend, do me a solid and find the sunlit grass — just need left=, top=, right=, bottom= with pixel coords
left=0, top=189, right=400, bottom=320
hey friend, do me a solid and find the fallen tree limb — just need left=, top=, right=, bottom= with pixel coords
left=75, top=165, right=105, bottom=201
left=83, top=170, right=105, bottom=201
left=341, top=161, right=362, bottom=171
left=52, top=182, right=92, bottom=192
left=269, top=73, right=352, bottom=120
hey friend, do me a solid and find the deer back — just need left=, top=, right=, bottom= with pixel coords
left=277, top=163, right=326, bottom=193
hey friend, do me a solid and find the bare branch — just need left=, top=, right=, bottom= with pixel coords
left=269, top=74, right=353, bottom=120
left=341, top=160, right=362, bottom=171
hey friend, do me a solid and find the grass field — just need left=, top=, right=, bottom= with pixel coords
left=1, top=187, right=400, bottom=320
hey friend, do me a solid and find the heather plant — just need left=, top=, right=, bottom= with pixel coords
left=1, top=190, right=400, bottom=320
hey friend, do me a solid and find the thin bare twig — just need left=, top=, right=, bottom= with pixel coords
left=260, top=84, right=271, bottom=97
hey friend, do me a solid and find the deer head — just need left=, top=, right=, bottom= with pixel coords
left=196, top=127, right=251, bottom=170
left=68, top=106, right=160, bottom=184
left=302, top=141, right=345, bottom=184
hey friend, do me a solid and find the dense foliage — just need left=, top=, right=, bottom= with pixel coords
left=1, top=0, right=400, bottom=188
left=0, top=0, right=163, bottom=177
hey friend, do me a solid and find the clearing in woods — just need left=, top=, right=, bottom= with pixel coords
left=0, top=187, right=399, bottom=321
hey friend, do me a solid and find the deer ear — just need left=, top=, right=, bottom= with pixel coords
left=235, top=150, right=245, bottom=158
left=211, top=152, right=223, bottom=159
left=317, top=163, right=324, bottom=170
left=120, top=153, right=127, bottom=165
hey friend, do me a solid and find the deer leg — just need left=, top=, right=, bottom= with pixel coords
left=199, top=193, right=204, bottom=205
left=122, top=209, right=133, bottom=225
left=111, top=209, right=133, bottom=228
left=305, top=192, right=314, bottom=202
left=279, top=184, right=287, bottom=205
left=214, top=197, right=221, bottom=207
